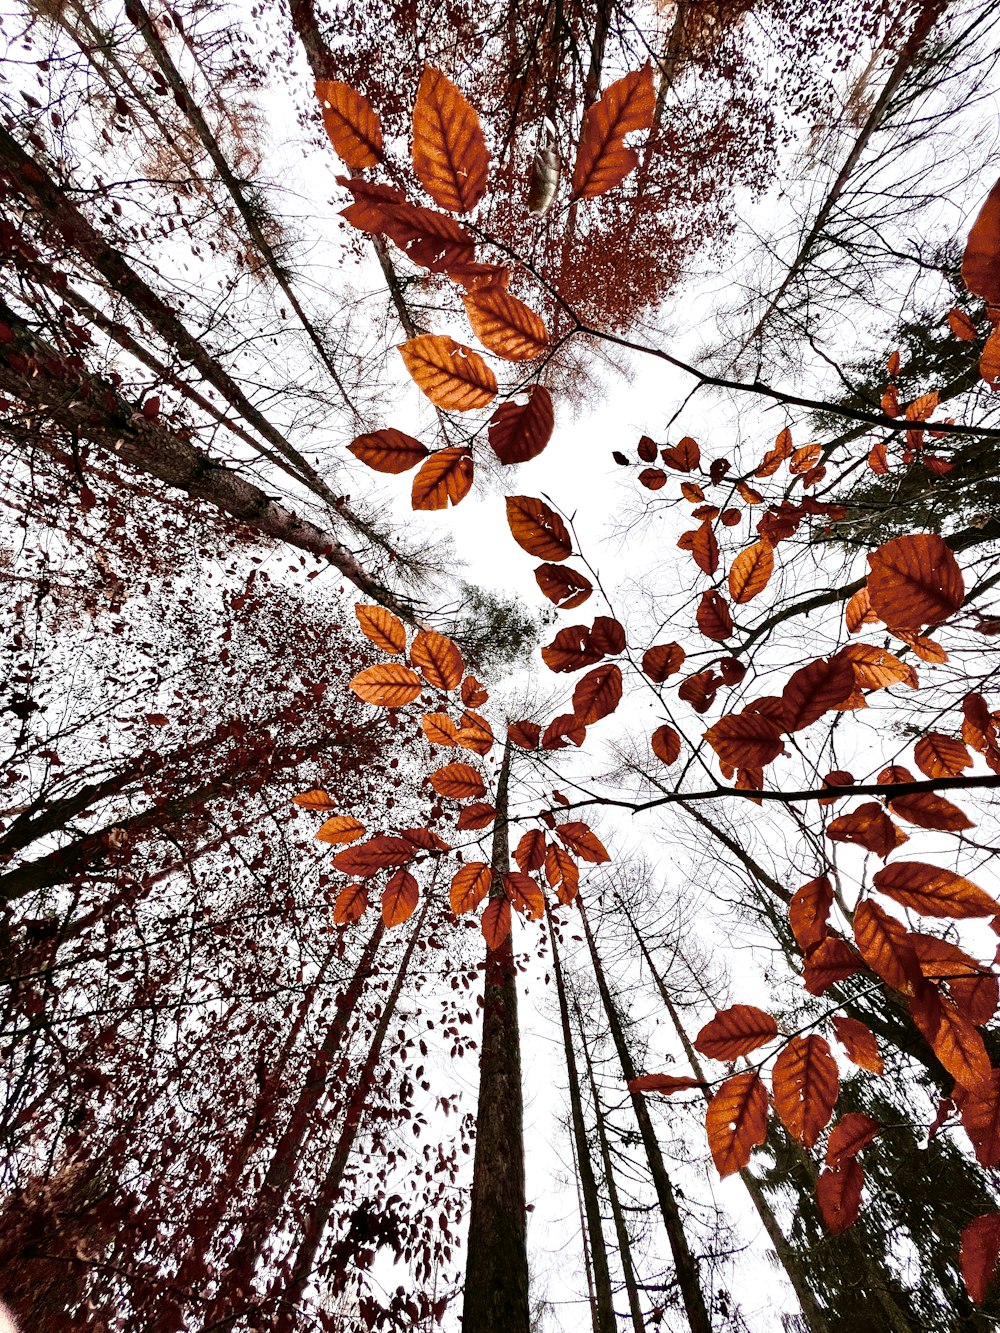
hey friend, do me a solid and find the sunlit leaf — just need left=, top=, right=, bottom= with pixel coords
left=772, top=1035, right=839, bottom=1148
left=349, top=428, right=429, bottom=474
left=315, top=815, right=367, bottom=846
left=694, top=1004, right=779, bottom=1060
left=412, top=65, right=489, bottom=213
left=355, top=604, right=407, bottom=654
left=412, top=447, right=474, bottom=510
left=556, top=821, right=610, bottom=863
left=706, top=1072, right=767, bottom=1178
left=350, top=663, right=422, bottom=707
left=450, top=861, right=491, bottom=914
left=411, top=629, right=464, bottom=690
left=570, top=66, right=656, bottom=199
left=464, top=288, right=548, bottom=361
left=506, top=496, right=572, bottom=560
left=399, top=335, right=497, bottom=411
left=382, top=868, right=419, bottom=926
left=728, top=541, right=773, bottom=603
left=315, top=79, right=383, bottom=168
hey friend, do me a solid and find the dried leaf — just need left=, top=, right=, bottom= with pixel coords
left=873, top=863, right=997, bottom=919
left=961, top=1212, right=1000, bottom=1304
left=556, top=821, right=610, bottom=863
left=772, top=1035, right=839, bottom=1147
left=412, top=447, right=474, bottom=509
left=382, top=868, right=419, bottom=926
left=333, top=881, right=369, bottom=926
left=628, top=1074, right=704, bottom=1095
left=789, top=875, right=834, bottom=953
left=570, top=66, right=656, bottom=199
left=573, top=663, right=622, bottom=724
left=412, top=65, right=489, bottom=213
left=349, top=428, right=428, bottom=474
left=831, top=1017, right=884, bottom=1074
left=489, top=386, right=554, bottom=463
left=315, top=815, right=367, bottom=846
left=706, top=1072, right=768, bottom=1178
left=355, top=604, right=407, bottom=654
left=421, top=712, right=459, bottom=746
left=826, top=1113, right=880, bottom=1167
left=651, top=724, right=681, bottom=765
left=506, top=496, right=572, bottom=560
left=411, top=629, right=464, bottom=690
left=729, top=542, right=774, bottom=603
left=642, top=642, right=686, bottom=682
left=694, top=1004, right=779, bottom=1060
left=292, top=789, right=337, bottom=810
left=464, top=288, right=548, bottom=361
left=429, top=762, right=485, bottom=800
left=316, top=79, right=383, bottom=168
left=816, top=1160, right=863, bottom=1234
left=704, top=712, right=785, bottom=769
left=350, top=663, right=422, bottom=707
left=482, top=896, right=511, bottom=949
left=450, top=861, right=491, bottom=914
left=399, top=335, right=497, bottom=411
left=696, top=590, right=733, bottom=642
left=535, top=562, right=593, bottom=609
left=867, top=534, right=965, bottom=631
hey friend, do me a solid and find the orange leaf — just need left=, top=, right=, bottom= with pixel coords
left=514, top=829, right=546, bottom=873
left=489, top=386, right=554, bottom=463
left=706, top=1072, right=768, bottom=1178
left=508, top=720, right=541, bottom=750
left=461, top=675, right=489, bottom=707
left=955, top=1071, right=1000, bottom=1167
left=846, top=586, right=877, bottom=633
left=873, top=862, right=997, bottom=919
left=535, top=563, right=592, bottom=609
left=642, top=642, right=685, bottom=682
left=541, top=625, right=601, bottom=673
left=456, top=802, right=496, bottom=830
left=910, top=982, right=993, bottom=1092
left=681, top=481, right=706, bottom=502
left=651, top=724, right=681, bottom=765
left=429, top=762, right=485, bottom=800
left=399, top=335, right=497, bottom=411
left=962, top=176, right=1000, bottom=307
left=573, top=663, right=622, bottom=724
left=556, top=821, right=610, bottom=863
left=888, top=791, right=973, bottom=833
left=772, top=1034, right=839, bottom=1148
left=412, top=65, right=489, bottom=213
left=292, top=789, right=337, bottom=810
left=333, top=881, right=369, bottom=925
left=315, top=815, right=367, bottom=846
left=831, top=1017, right=884, bottom=1074
left=691, top=521, right=719, bottom=576
left=350, top=663, right=422, bottom=707
left=450, top=861, right=491, bottom=914
left=355, top=604, right=406, bottom=654
left=570, top=66, right=656, bottom=200
left=421, top=712, right=459, bottom=746
left=506, top=496, right=572, bottom=560
left=728, top=541, right=773, bottom=603
left=338, top=177, right=476, bottom=273
left=628, top=1074, right=704, bottom=1095
left=826, top=1112, right=880, bottom=1167
left=782, top=656, right=856, bottom=731
left=411, top=629, right=464, bottom=690
left=826, top=802, right=901, bottom=859
left=696, top=590, right=733, bottom=642
left=455, top=709, right=494, bottom=755
left=948, top=307, right=979, bottom=341
left=867, top=534, right=964, bottom=631
left=411, top=447, right=474, bottom=510
left=482, top=896, right=511, bottom=949
left=504, top=870, right=545, bottom=920
left=382, top=868, right=419, bottom=926
left=349, top=428, right=428, bottom=474
left=961, top=1213, right=1000, bottom=1305
left=544, top=843, right=580, bottom=903
left=704, top=712, right=785, bottom=769
left=315, top=79, right=383, bottom=169
left=463, top=288, right=548, bottom=361
left=789, top=875, right=834, bottom=953
left=332, top=835, right=413, bottom=877
left=838, top=643, right=916, bottom=691
left=816, top=1160, right=863, bottom=1234
left=803, top=937, right=861, bottom=995
left=853, top=899, right=920, bottom=992
left=912, top=935, right=998, bottom=1026
left=914, top=733, right=971, bottom=778
left=790, top=443, right=822, bottom=474
left=694, top=1004, right=779, bottom=1060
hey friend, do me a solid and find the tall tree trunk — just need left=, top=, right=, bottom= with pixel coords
left=548, top=903, right=616, bottom=1333
left=575, top=897, right=712, bottom=1333
left=575, top=999, right=646, bottom=1333
left=462, top=740, right=531, bottom=1333
left=207, top=916, right=386, bottom=1306
left=274, top=900, right=427, bottom=1325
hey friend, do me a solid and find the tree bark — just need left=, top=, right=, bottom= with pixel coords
left=462, top=740, right=531, bottom=1333
left=548, top=903, right=616, bottom=1333
left=575, top=896, right=711, bottom=1333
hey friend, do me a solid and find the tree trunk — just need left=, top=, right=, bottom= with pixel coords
left=548, top=903, right=616, bottom=1333
left=462, top=740, right=531, bottom=1333
left=575, top=897, right=711, bottom=1333
left=575, top=1000, right=646, bottom=1333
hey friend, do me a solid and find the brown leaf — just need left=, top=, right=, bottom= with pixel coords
left=728, top=541, right=773, bottom=603
left=412, top=65, right=489, bottom=213
left=694, top=1004, right=779, bottom=1060
left=789, top=875, right=834, bottom=953
left=399, top=335, right=497, bottom=411
left=429, top=762, right=485, bottom=800
left=961, top=1212, right=1000, bottom=1305
left=315, top=815, right=367, bottom=846
left=691, top=521, right=719, bottom=576
left=411, top=629, right=464, bottom=690
left=853, top=899, right=920, bottom=992
left=292, top=789, right=337, bottom=810
left=910, top=982, right=993, bottom=1093
left=573, top=663, right=622, bottom=724
left=382, top=868, right=419, bottom=926
left=508, top=720, right=541, bottom=750
left=642, top=642, right=686, bottom=682
left=350, top=663, right=422, bottom=707
left=661, top=436, right=700, bottom=471
left=831, top=1017, right=884, bottom=1074
left=506, top=496, right=572, bottom=560
left=332, top=835, right=413, bottom=877
left=461, top=675, right=489, bottom=707
left=913, top=934, right=998, bottom=1027
left=888, top=791, right=973, bottom=833
left=541, top=625, right=602, bottom=673
left=696, top=590, right=733, bottom=642
left=782, top=656, right=856, bottom=731
left=948, top=307, right=979, bottom=341
left=706, top=1072, right=768, bottom=1178
left=482, top=896, right=511, bottom=949
left=803, top=937, right=861, bottom=995
left=570, top=66, right=656, bottom=199
left=464, top=288, right=548, bottom=361
left=349, top=428, right=428, bottom=474
left=590, top=616, right=625, bottom=655
left=838, top=643, right=916, bottom=691
left=504, top=870, right=545, bottom=920
left=333, top=881, right=368, bottom=926
left=826, top=1113, right=880, bottom=1167
left=772, top=1035, right=839, bottom=1148
left=867, top=534, right=965, bottom=631
left=628, top=1074, right=704, bottom=1095
left=421, top=712, right=459, bottom=747
left=411, top=447, right=474, bottom=509
left=704, top=711, right=785, bottom=769
left=962, top=176, right=1000, bottom=308
left=556, top=821, right=610, bottom=863
left=455, top=709, right=494, bottom=755
left=489, top=386, right=554, bottom=463
left=639, top=467, right=667, bottom=490
left=914, top=733, right=972, bottom=779
left=355, top=604, right=407, bottom=654
left=955, top=1070, right=1000, bottom=1167
left=450, top=861, right=491, bottom=914
left=651, top=724, right=681, bottom=765
left=816, top=1160, right=863, bottom=1234
left=456, top=802, right=496, bottom=830
left=873, top=862, right=997, bottom=919
left=846, top=586, right=878, bottom=633
left=826, top=802, right=901, bottom=859
left=316, top=79, right=383, bottom=169
left=515, top=829, right=547, bottom=874
left=535, top=563, right=593, bottom=609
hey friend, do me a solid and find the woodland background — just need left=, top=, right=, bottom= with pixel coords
left=1, top=0, right=1000, bottom=1330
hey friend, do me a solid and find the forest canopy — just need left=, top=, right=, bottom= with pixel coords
left=1, top=0, right=1000, bottom=1330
